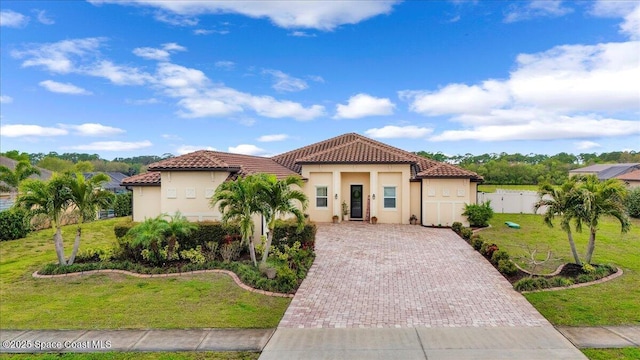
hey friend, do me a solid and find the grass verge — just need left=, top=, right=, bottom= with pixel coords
left=582, top=347, right=640, bottom=360
left=0, top=218, right=290, bottom=329
left=479, top=213, right=640, bottom=326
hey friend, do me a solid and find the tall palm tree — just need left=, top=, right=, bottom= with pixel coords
left=576, top=175, right=630, bottom=264
left=0, top=160, right=40, bottom=192
left=256, top=174, right=308, bottom=265
left=16, top=176, right=73, bottom=265
left=67, top=172, right=115, bottom=264
left=211, top=176, right=264, bottom=266
left=534, top=179, right=583, bottom=265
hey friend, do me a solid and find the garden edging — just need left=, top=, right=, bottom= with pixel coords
left=32, top=269, right=294, bottom=298
left=520, top=266, right=623, bottom=294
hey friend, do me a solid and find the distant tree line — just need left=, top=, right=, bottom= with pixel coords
left=1, top=150, right=174, bottom=176
left=416, top=151, right=640, bottom=185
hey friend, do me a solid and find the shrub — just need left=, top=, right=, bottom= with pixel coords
left=480, top=243, right=499, bottom=258
left=460, top=227, right=474, bottom=241
left=514, top=277, right=551, bottom=291
left=491, top=250, right=510, bottom=265
left=498, top=259, right=518, bottom=276
left=272, top=219, right=317, bottom=251
left=0, top=208, right=31, bottom=241
left=113, top=192, right=132, bottom=217
left=582, top=263, right=596, bottom=274
left=275, top=265, right=298, bottom=290
left=451, top=222, right=463, bottom=234
left=187, top=222, right=240, bottom=249
left=220, top=241, right=242, bottom=262
left=626, top=187, right=640, bottom=218
left=114, top=221, right=135, bottom=239
left=76, top=247, right=115, bottom=262
left=550, top=277, right=574, bottom=287
left=471, top=236, right=484, bottom=251
left=180, top=246, right=206, bottom=265
left=462, top=201, right=494, bottom=227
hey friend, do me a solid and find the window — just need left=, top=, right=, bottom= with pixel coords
left=383, top=186, right=396, bottom=209
left=316, top=186, right=328, bottom=208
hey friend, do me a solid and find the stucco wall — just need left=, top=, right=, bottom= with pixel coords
left=131, top=186, right=161, bottom=222
left=422, top=178, right=474, bottom=227
left=160, top=171, right=229, bottom=221
left=410, top=181, right=421, bottom=223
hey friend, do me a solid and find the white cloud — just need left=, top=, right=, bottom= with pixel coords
left=88, top=0, right=400, bottom=31
left=1, top=10, right=29, bottom=28
left=228, top=144, right=268, bottom=156
left=591, top=1, right=640, bottom=40
left=176, top=145, right=216, bottom=155
left=308, top=75, right=325, bottom=83
left=365, top=125, right=433, bottom=139
left=263, top=69, right=308, bottom=92
left=0, top=95, right=13, bottom=104
left=257, top=134, right=289, bottom=142
left=34, top=9, right=54, bottom=25
left=505, top=0, right=573, bottom=23
left=126, top=98, right=160, bottom=105
left=289, top=31, right=316, bottom=37
left=133, top=42, right=186, bottom=61
left=87, top=60, right=153, bottom=85
left=60, top=123, right=125, bottom=136
left=11, top=37, right=104, bottom=73
left=39, top=80, right=92, bottom=95
left=215, top=61, right=235, bottom=70
left=162, top=134, right=183, bottom=140
left=66, top=140, right=152, bottom=151
left=153, top=12, right=198, bottom=26
left=334, top=93, right=395, bottom=119
left=0, top=124, right=67, bottom=137
left=575, top=141, right=602, bottom=150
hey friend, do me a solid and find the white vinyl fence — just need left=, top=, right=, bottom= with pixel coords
left=477, top=189, right=549, bottom=214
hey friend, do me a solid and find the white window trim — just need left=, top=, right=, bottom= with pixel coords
left=382, top=185, right=397, bottom=210
left=315, top=185, right=329, bottom=209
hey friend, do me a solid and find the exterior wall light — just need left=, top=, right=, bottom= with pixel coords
left=335, top=194, right=338, bottom=199
left=372, top=194, right=376, bottom=200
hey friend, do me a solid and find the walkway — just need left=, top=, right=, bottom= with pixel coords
left=261, top=223, right=588, bottom=359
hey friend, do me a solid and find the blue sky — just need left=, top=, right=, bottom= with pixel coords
left=1, top=0, right=639, bottom=160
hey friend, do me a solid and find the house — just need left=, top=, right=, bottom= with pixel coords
left=569, top=163, right=640, bottom=181
left=121, top=133, right=483, bottom=226
left=617, top=169, right=640, bottom=188
left=84, top=172, right=129, bottom=194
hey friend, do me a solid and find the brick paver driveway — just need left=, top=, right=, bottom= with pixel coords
left=279, top=222, right=549, bottom=328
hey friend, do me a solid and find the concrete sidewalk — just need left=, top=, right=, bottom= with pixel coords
left=557, top=326, right=640, bottom=349
left=0, top=329, right=274, bottom=353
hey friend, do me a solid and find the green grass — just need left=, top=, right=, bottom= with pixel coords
left=582, top=348, right=640, bottom=360
left=0, top=218, right=290, bottom=329
left=0, top=353, right=259, bottom=360
left=480, top=213, right=640, bottom=326
left=477, top=184, right=540, bottom=193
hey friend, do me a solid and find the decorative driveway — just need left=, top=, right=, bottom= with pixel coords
left=278, top=222, right=549, bottom=329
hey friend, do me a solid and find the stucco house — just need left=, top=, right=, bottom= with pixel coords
left=569, top=163, right=640, bottom=181
left=121, top=133, right=482, bottom=227
left=617, top=169, right=640, bottom=188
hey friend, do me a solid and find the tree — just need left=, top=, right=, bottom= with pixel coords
left=126, top=215, right=170, bottom=265
left=575, top=175, right=630, bottom=264
left=37, top=156, right=74, bottom=173
left=211, top=175, right=264, bottom=266
left=256, top=174, right=308, bottom=264
left=164, top=212, right=197, bottom=258
left=16, top=176, right=74, bottom=265
left=67, top=173, right=115, bottom=264
left=0, top=160, right=41, bottom=192
left=535, top=180, right=584, bottom=265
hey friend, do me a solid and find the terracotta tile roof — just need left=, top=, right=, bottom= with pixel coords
left=121, top=171, right=161, bottom=186
left=272, top=133, right=482, bottom=181
left=147, top=151, right=298, bottom=179
left=617, top=169, right=640, bottom=181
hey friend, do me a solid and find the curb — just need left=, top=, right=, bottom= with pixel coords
left=32, top=269, right=294, bottom=298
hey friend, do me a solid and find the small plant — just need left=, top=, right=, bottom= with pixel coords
left=409, top=214, right=418, bottom=225
left=582, top=263, right=596, bottom=274
left=462, top=201, right=494, bottom=227
left=451, top=222, right=463, bottom=233
left=498, top=259, right=518, bottom=276
left=180, top=246, right=206, bottom=265
left=480, top=243, right=499, bottom=258
left=341, top=201, right=349, bottom=217
left=460, top=227, right=473, bottom=240
left=370, top=216, right=378, bottom=224
left=550, top=277, right=574, bottom=287
left=491, top=249, right=510, bottom=265
left=220, top=241, right=242, bottom=262
left=332, top=215, right=339, bottom=223
left=514, top=277, right=551, bottom=292
left=471, top=235, right=484, bottom=250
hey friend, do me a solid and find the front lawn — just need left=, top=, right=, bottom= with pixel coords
left=582, top=348, right=640, bottom=360
left=480, top=213, right=640, bottom=326
left=0, top=218, right=290, bottom=329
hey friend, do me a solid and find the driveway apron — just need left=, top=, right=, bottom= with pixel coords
left=260, top=223, right=586, bottom=359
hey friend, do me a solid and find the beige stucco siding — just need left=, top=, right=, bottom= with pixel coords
left=131, top=186, right=161, bottom=222
left=304, top=171, right=334, bottom=222
left=422, top=178, right=475, bottom=227
left=161, top=171, right=229, bottom=222
left=410, top=181, right=421, bottom=223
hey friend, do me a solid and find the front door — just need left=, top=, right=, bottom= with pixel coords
left=350, top=185, right=363, bottom=219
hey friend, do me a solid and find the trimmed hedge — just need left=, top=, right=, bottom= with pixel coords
left=272, top=219, right=317, bottom=251
left=186, top=221, right=241, bottom=249
left=0, top=208, right=31, bottom=241
left=114, top=192, right=132, bottom=217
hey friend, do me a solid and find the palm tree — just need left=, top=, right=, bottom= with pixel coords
left=534, top=179, right=583, bottom=265
left=0, top=160, right=40, bottom=192
left=16, top=176, right=73, bottom=265
left=256, top=174, right=308, bottom=265
left=67, top=172, right=115, bottom=264
left=127, top=215, right=170, bottom=264
left=211, top=176, right=264, bottom=266
left=576, top=175, right=630, bottom=264
left=164, top=211, right=197, bottom=258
